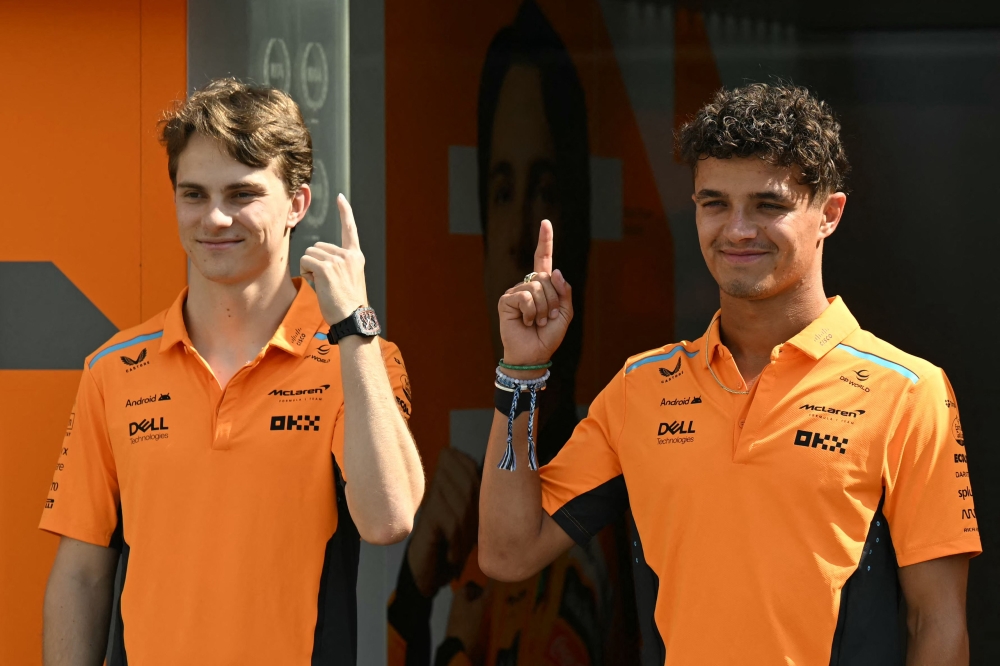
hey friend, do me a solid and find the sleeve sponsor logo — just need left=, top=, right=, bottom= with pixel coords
left=315, top=344, right=331, bottom=356
left=962, top=508, right=977, bottom=520
left=958, top=486, right=973, bottom=501
left=401, top=375, right=412, bottom=402
left=270, top=415, right=321, bottom=431
left=794, top=429, right=848, bottom=454
left=44, top=498, right=55, bottom=509
left=955, top=453, right=967, bottom=464
left=953, top=416, right=964, bottom=446
left=65, top=412, right=75, bottom=437
left=395, top=396, right=411, bottom=417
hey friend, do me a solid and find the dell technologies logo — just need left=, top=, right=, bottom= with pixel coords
left=129, top=417, right=170, bottom=444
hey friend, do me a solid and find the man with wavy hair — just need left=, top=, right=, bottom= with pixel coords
left=39, top=79, right=424, bottom=665
left=479, top=83, right=980, bottom=665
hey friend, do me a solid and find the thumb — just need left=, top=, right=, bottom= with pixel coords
left=552, top=269, right=573, bottom=318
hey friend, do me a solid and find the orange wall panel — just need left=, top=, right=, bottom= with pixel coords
left=0, top=1, right=186, bottom=663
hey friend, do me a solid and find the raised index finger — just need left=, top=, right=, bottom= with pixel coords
left=337, top=193, right=360, bottom=250
left=534, top=219, right=553, bottom=274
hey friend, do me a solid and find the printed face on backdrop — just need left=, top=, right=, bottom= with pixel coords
left=692, top=157, right=845, bottom=300
left=483, top=64, right=562, bottom=358
left=174, top=132, right=311, bottom=285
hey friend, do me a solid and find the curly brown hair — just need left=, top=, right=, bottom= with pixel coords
left=159, top=78, right=312, bottom=195
left=677, top=83, right=850, bottom=196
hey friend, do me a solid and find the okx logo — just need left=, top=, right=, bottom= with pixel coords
left=129, top=417, right=169, bottom=444
left=794, top=429, right=847, bottom=454
left=270, top=415, right=321, bottom=431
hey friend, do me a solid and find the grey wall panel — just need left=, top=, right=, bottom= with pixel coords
left=0, top=262, right=118, bottom=370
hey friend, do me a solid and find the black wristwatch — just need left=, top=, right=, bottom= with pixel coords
left=328, top=306, right=381, bottom=343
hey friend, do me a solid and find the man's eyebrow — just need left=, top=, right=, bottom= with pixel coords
left=223, top=181, right=266, bottom=191
left=752, top=190, right=795, bottom=203
left=175, top=181, right=204, bottom=190
left=489, top=162, right=513, bottom=179
left=694, top=188, right=726, bottom=199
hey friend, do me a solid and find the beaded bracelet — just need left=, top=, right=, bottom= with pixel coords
left=498, top=358, right=553, bottom=371
left=494, top=368, right=549, bottom=472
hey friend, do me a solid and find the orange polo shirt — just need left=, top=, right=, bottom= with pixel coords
left=540, top=297, right=980, bottom=665
left=40, top=278, right=412, bottom=665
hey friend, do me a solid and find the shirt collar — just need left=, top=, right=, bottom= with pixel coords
left=702, top=296, right=859, bottom=363
left=784, top=296, right=859, bottom=360
left=158, top=277, right=327, bottom=357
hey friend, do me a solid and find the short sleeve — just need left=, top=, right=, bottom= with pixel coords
left=540, top=367, right=627, bottom=546
left=38, top=365, right=120, bottom=547
left=330, top=338, right=413, bottom=481
left=882, top=367, right=981, bottom=567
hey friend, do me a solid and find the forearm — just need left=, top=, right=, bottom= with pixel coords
left=340, top=335, right=424, bottom=544
left=906, top=615, right=969, bottom=666
left=43, top=566, right=115, bottom=666
left=479, top=411, right=551, bottom=581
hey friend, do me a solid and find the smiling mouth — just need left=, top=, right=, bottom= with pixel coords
left=721, top=250, right=769, bottom=264
left=198, top=239, right=243, bottom=248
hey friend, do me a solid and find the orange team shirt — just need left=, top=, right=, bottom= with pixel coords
left=539, top=297, right=981, bottom=665
left=39, top=278, right=412, bottom=666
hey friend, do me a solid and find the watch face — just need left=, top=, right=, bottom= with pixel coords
left=356, top=308, right=381, bottom=335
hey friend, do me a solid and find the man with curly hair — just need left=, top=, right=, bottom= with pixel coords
left=478, top=83, right=980, bottom=665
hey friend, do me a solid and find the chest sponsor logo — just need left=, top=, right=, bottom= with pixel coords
left=269, top=384, right=330, bottom=403
left=315, top=344, right=331, bottom=356
left=839, top=369, right=871, bottom=393
left=660, top=396, right=701, bottom=406
left=799, top=403, right=865, bottom=423
left=125, top=392, right=171, bottom=408
left=129, top=417, right=169, bottom=444
left=794, top=428, right=847, bottom=454
left=270, top=415, right=321, bottom=431
left=120, top=348, right=149, bottom=373
left=953, top=416, right=964, bottom=447
left=658, top=358, right=684, bottom=384
left=656, top=420, right=696, bottom=444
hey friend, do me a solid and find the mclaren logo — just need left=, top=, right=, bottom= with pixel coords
left=268, top=384, right=330, bottom=397
left=799, top=404, right=865, bottom=419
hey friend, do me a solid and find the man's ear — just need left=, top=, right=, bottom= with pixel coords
left=288, top=184, right=312, bottom=230
left=818, top=191, right=847, bottom=240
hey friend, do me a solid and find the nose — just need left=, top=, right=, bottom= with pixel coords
left=723, top=204, right=757, bottom=242
left=202, top=201, right=233, bottom=230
